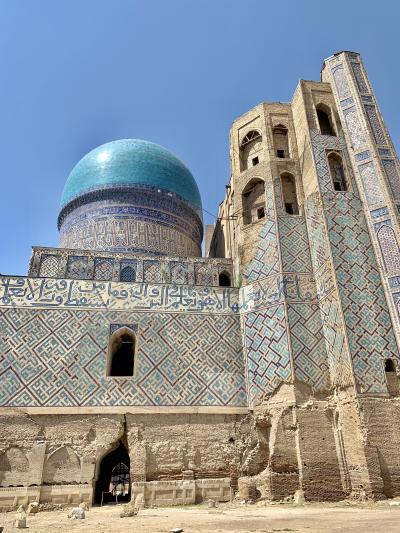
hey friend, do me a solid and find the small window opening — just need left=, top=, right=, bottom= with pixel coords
left=120, top=265, right=135, bottom=282
left=272, top=124, right=290, bottom=158
left=328, top=152, right=348, bottom=192
left=240, top=130, right=262, bottom=171
left=108, top=329, right=135, bottom=377
left=385, top=358, right=399, bottom=397
left=317, top=106, right=335, bottom=136
left=385, top=359, right=395, bottom=372
left=242, top=179, right=265, bottom=225
left=257, top=207, right=265, bottom=219
left=280, top=173, right=299, bottom=215
left=219, top=272, right=231, bottom=287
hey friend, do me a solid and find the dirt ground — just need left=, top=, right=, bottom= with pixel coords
left=1, top=500, right=400, bottom=533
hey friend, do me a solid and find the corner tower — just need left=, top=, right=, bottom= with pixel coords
left=58, top=139, right=203, bottom=257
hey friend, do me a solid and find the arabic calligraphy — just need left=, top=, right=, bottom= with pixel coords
left=0, top=276, right=238, bottom=314
left=0, top=273, right=319, bottom=315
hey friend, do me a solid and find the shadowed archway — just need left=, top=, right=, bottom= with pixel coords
left=94, top=441, right=131, bottom=504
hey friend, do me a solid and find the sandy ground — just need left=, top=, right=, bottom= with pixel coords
left=1, top=501, right=400, bottom=533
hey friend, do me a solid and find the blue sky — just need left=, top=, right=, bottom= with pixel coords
left=0, top=0, right=399, bottom=275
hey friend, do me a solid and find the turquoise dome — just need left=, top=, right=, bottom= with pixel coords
left=61, top=139, right=202, bottom=217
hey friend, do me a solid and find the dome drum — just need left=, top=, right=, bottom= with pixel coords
left=58, top=185, right=203, bottom=256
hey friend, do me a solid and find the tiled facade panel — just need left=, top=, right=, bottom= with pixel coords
left=383, top=159, right=400, bottom=202
left=326, top=53, right=400, bottom=370
left=30, top=247, right=232, bottom=287
left=244, top=305, right=291, bottom=402
left=325, top=194, right=399, bottom=393
left=0, top=307, right=246, bottom=407
left=242, top=220, right=279, bottom=283
left=376, top=223, right=400, bottom=274
left=288, top=302, right=330, bottom=391
left=343, top=107, right=366, bottom=150
left=278, top=217, right=312, bottom=273
left=359, top=162, right=385, bottom=206
left=305, top=195, right=353, bottom=389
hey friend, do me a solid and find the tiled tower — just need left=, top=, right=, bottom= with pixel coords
left=322, top=52, right=400, bottom=343
left=210, top=51, right=400, bottom=500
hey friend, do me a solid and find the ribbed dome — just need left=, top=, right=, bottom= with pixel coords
left=61, top=139, right=202, bottom=217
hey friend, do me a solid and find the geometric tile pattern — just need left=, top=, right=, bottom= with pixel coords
left=332, top=65, right=350, bottom=99
left=278, top=217, right=312, bottom=273
left=351, top=62, right=369, bottom=94
left=93, top=258, right=114, bottom=281
left=305, top=194, right=352, bottom=388
left=194, top=263, right=214, bottom=286
left=327, top=54, right=400, bottom=378
left=143, top=260, right=163, bottom=283
left=354, top=150, right=370, bottom=162
left=243, top=220, right=279, bottom=283
left=364, top=105, right=386, bottom=146
left=66, top=256, right=89, bottom=280
left=358, top=162, right=385, bottom=206
left=110, top=323, right=137, bottom=335
left=340, top=97, right=354, bottom=108
left=170, top=262, right=188, bottom=285
left=0, top=307, right=247, bottom=407
left=288, top=303, right=330, bottom=391
left=325, top=194, right=399, bottom=393
left=371, top=207, right=389, bottom=218
left=29, top=246, right=233, bottom=288
left=244, top=305, right=291, bottom=402
left=383, top=159, right=400, bottom=202
left=318, top=292, right=353, bottom=388
left=344, top=107, right=366, bottom=150
left=39, top=255, right=60, bottom=278
left=273, top=178, right=284, bottom=214
left=376, top=224, right=400, bottom=274
left=305, top=194, right=330, bottom=273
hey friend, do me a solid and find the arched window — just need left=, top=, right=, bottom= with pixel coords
left=240, top=130, right=262, bottom=171
left=316, top=105, right=336, bottom=136
left=385, top=359, right=395, bottom=372
left=120, top=265, right=136, bottom=282
left=242, top=179, right=265, bottom=225
left=219, top=272, right=231, bottom=287
left=280, top=173, right=299, bottom=215
left=385, top=358, right=399, bottom=397
left=108, top=328, right=135, bottom=377
left=272, top=125, right=289, bottom=159
left=328, top=152, right=348, bottom=191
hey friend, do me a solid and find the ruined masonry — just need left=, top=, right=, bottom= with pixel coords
left=1, top=50, right=400, bottom=507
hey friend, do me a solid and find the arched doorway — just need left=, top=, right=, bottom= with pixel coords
left=94, top=441, right=131, bottom=504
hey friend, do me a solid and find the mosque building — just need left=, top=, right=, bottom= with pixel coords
left=1, top=50, right=400, bottom=506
